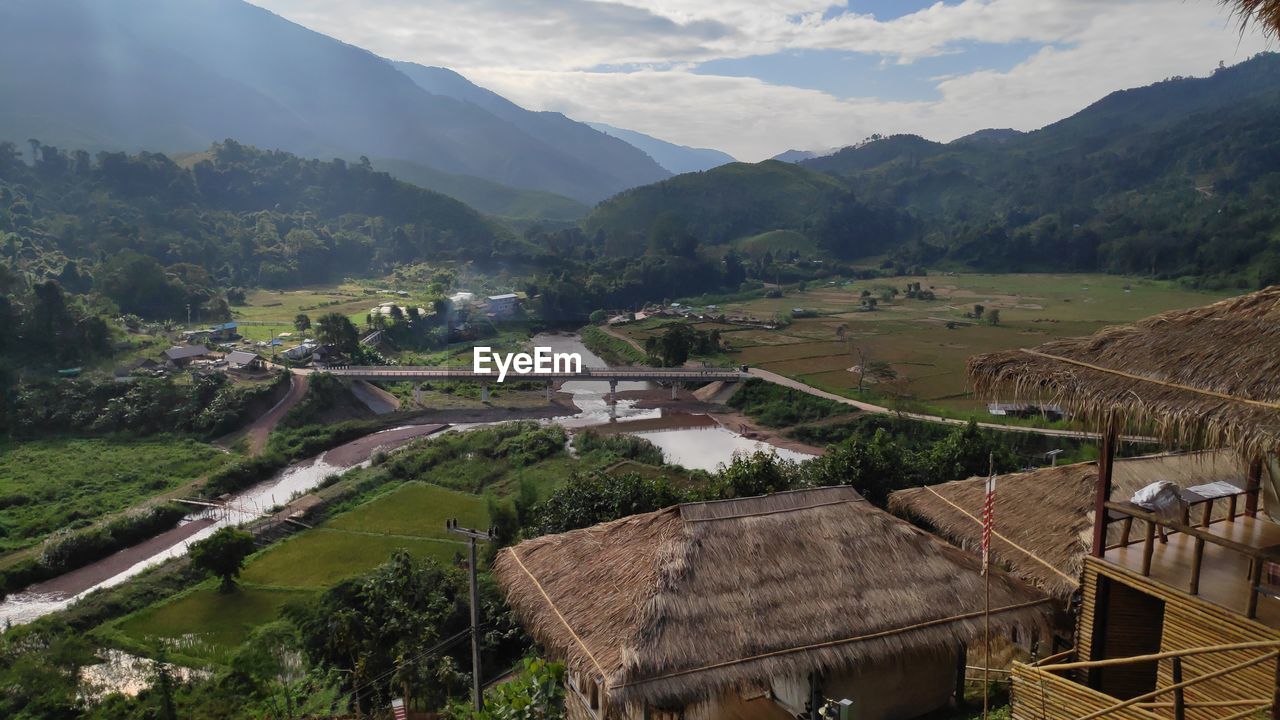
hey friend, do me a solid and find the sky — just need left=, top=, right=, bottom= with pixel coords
left=246, top=0, right=1272, bottom=161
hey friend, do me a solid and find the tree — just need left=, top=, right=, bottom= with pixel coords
left=286, top=552, right=472, bottom=714
left=923, top=419, right=1019, bottom=482
left=589, top=309, right=607, bottom=324
left=987, top=309, right=1001, bottom=325
left=294, top=313, right=311, bottom=332
left=972, top=304, right=985, bottom=319
left=190, top=526, right=256, bottom=592
left=315, top=312, right=359, bottom=354
left=532, top=471, right=685, bottom=534
left=806, top=429, right=911, bottom=506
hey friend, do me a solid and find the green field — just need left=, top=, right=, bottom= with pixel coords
left=613, top=273, right=1230, bottom=417
left=228, top=285, right=389, bottom=342
left=112, top=482, right=486, bottom=662
left=115, top=586, right=313, bottom=657
left=0, top=438, right=233, bottom=555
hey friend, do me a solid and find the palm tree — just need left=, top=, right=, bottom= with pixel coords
left=1222, top=0, right=1280, bottom=37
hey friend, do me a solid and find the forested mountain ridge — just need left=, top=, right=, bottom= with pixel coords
left=0, top=0, right=665, bottom=205
left=0, top=139, right=517, bottom=323
left=582, top=160, right=916, bottom=260
left=584, top=53, right=1280, bottom=286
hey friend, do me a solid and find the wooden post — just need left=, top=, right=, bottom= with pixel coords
left=1092, top=418, right=1118, bottom=558
left=1189, top=537, right=1205, bottom=595
left=1249, top=557, right=1264, bottom=619
left=1201, top=500, right=1214, bottom=529
left=1271, top=653, right=1279, bottom=720
left=1142, top=520, right=1156, bottom=576
left=1246, top=458, right=1263, bottom=519
left=954, top=644, right=968, bottom=709
left=1120, top=516, right=1134, bottom=547
left=1172, top=658, right=1186, bottom=720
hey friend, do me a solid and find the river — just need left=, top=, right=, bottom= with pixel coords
left=0, top=333, right=811, bottom=627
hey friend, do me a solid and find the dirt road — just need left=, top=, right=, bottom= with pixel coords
left=239, top=373, right=309, bottom=454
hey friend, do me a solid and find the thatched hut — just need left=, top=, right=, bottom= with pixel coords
left=492, top=487, right=1051, bottom=720
left=889, top=451, right=1249, bottom=600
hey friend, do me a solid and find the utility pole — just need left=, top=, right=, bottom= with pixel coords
left=186, top=304, right=191, bottom=327
left=446, top=518, right=494, bottom=713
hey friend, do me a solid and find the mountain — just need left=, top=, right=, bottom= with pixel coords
left=584, top=122, right=735, bottom=175
left=772, top=149, right=819, bottom=163
left=585, top=53, right=1280, bottom=283
left=951, top=129, right=1025, bottom=146
left=370, top=157, right=588, bottom=223
left=0, top=0, right=663, bottom=204
left=391, top=62, right=670, bottom=195
left=583, top=161, right=914, bottom=259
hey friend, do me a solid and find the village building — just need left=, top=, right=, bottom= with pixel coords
left=163, top=345, right=209, bottom=367
left=370, top=301, right=429, bottom=320
left=493, top=486, right=1050, bottom=720
left=964, top=286, right=1280, bottom=719
left=485, top=293, right=519, bottom=319
left=226, top=349, right=264, bottom=371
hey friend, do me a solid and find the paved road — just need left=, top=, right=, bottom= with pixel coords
left=747, top=368, right=1145, bottom=442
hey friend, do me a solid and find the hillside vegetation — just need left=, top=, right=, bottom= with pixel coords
left=581, top=53, right=1280, bottom=288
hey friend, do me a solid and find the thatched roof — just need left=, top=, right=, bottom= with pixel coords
left=967, top=286, right=1280, bottom=458
left=492, top=487, right=1050, bottom=711
left=888, top=451, right=1249, bottom=599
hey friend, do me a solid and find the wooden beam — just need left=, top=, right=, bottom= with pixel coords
left=1091, top=417, right=1118, bottom=558
left=1246, top=457, right=1264, bottom=519
left=954, top=644, right=967, bottom=709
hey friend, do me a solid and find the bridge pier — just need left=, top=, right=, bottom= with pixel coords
left=546, top=381, right=553, bottom=403
left=608, top=380, right=618, bottom=404
left=671, top=382, right=679, bottom=401
left=480, top=383, right=490, bottom=403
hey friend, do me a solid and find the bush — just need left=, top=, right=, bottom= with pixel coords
left=572, top=430, right=664, bottom=465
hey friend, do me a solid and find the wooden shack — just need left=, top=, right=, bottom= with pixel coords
left=966, top=286, right=1280, bottom=720
left=493, top=486, right=1051, bottom=720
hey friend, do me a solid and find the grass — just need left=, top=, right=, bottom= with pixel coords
left=114, top=585, right=314, bottom=663
left=324, top=483, right=488, bottom=539
left=0, top=437, right=233, bottom=555
left=238, top=530, right=466, bottom=588
left=581, top=325, right=647, bottom=365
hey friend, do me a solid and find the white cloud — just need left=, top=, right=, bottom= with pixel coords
left=248, top=0, right=1272, bottom=160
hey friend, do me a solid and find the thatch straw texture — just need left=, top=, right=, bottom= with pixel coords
left=1223, top=0, right=1280, bottom=37
left=492, top=487, right=1050, bottom=711
left=967, top=286, right=1280, bottom=458
left=889, top=451, right=1248, bottom=598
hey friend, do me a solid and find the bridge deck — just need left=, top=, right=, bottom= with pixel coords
left=320, top=366, right=750, bottom=382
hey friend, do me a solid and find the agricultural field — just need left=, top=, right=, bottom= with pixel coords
left=0, top=438, right=234, bottom=556
left=228, top=284, right=396, bottom=343
left=110, top=481, right=487, bottom=664
left=612, top=274, right=1231, bottom=417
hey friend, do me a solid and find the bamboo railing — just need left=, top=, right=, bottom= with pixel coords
left=1014, top=640, right=1280, bottom=720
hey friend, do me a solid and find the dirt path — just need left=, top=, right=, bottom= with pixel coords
left=239, top=372, right=309, bottom=454
left=747, top=368, right=1144, bottom=441
left=601, top=324, right=646, bottom=354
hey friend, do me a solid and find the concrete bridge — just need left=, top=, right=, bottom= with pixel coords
left=318, top=365, right=749, bottom=401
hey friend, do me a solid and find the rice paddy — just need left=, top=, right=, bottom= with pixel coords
left=612, top=273, right=1231, bottom=417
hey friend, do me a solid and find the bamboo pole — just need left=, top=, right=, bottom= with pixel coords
left=1245, top=458, right=1262, bottom=519
left=1065, top=651, right=1279, bottom=720
left=1215, top=704, right=1273, bottom=720
left=1137, top=698, right=1272, bottom=709
left=1035, top=640, right=1280, bottom=672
